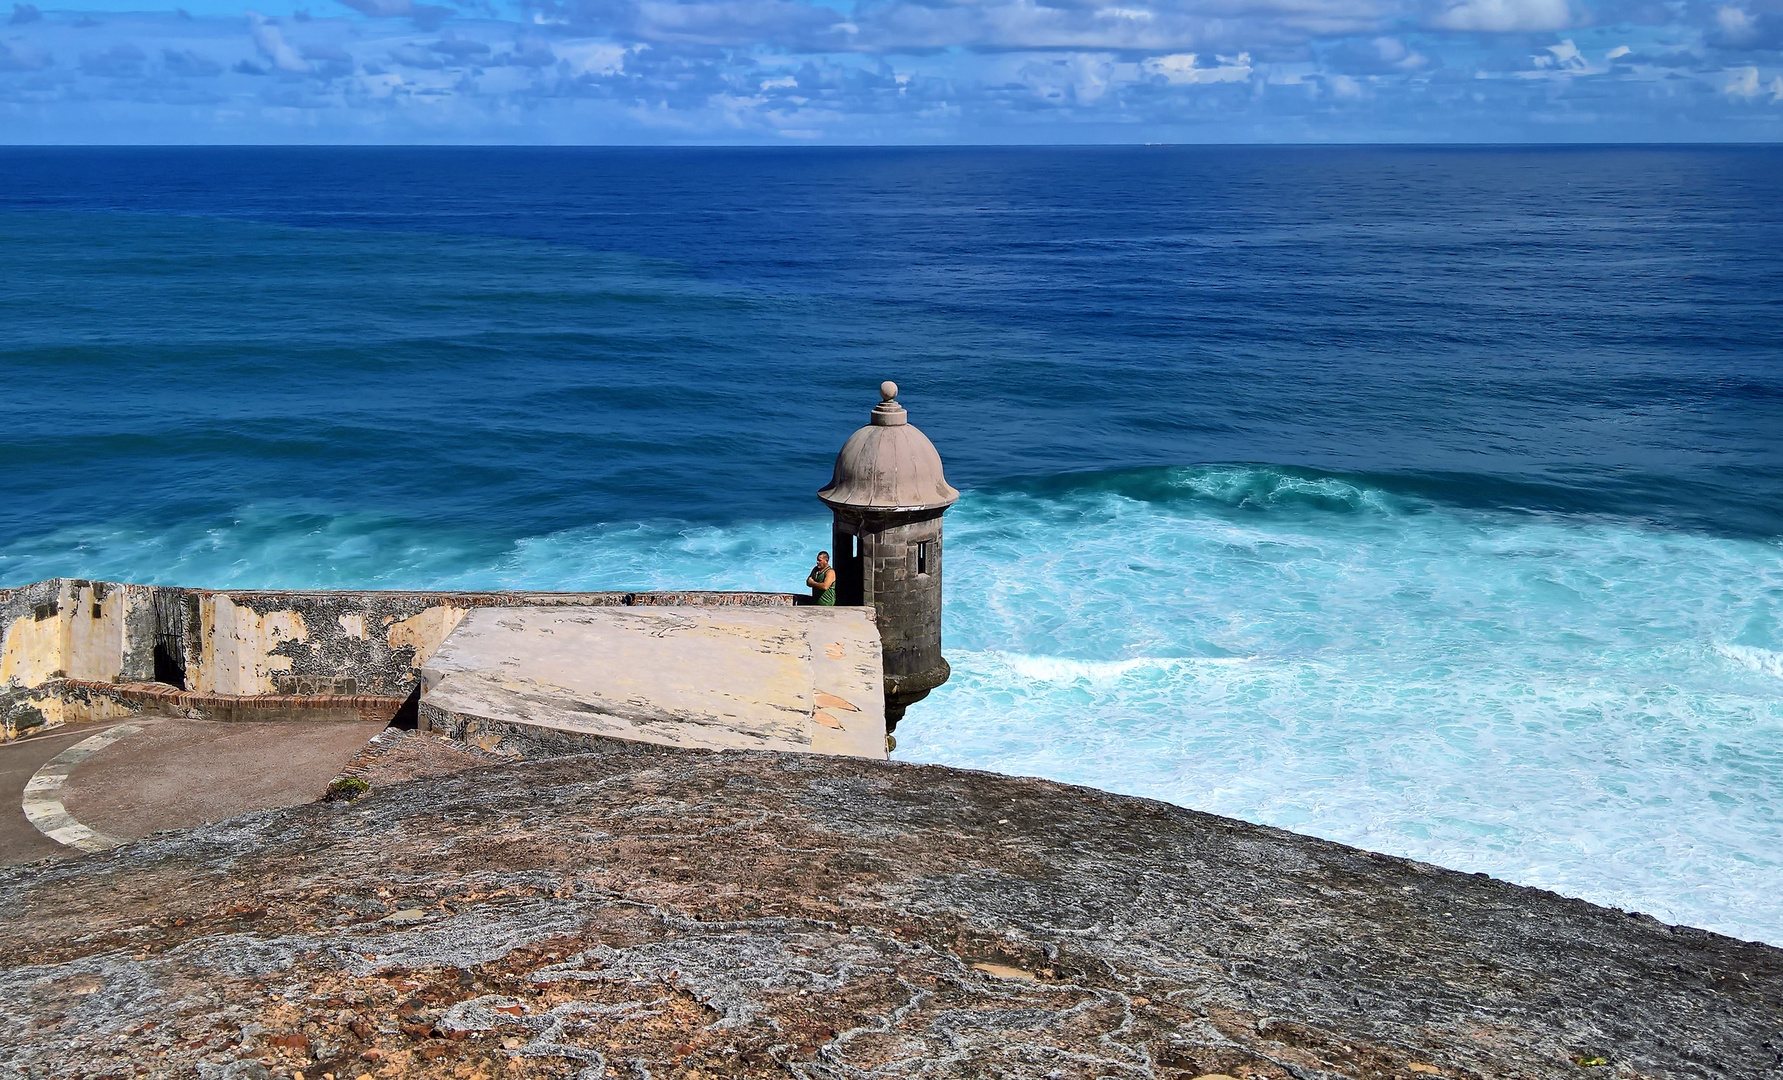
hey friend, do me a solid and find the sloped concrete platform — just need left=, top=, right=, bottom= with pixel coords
left=418, top=605, right=887, bottom=759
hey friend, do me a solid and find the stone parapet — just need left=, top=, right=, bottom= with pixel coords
left=0, top=579, right=803, bottom=740
left=418, top=605, right=888, bottom=760
left=0, top=678, right=409, bottom=739
left=70, top=680, right=409, bottom=725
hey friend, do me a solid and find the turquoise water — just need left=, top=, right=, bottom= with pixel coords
left=2, top=147, right=1780, bottom=943
left=920, top=469, right=1783, bottom=942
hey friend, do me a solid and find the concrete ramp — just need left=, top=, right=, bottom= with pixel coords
left=418, top=606, right=887, bottom=759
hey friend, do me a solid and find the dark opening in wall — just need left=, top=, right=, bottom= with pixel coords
left=392, top=684, right=420, bottom=730
left=153, top=641, right=187, bottom=690
left=150, top=587, right=193, bottom=690
left=837, top=530, right=864, bottom=606
left=917, top=541, right=930, bottom=576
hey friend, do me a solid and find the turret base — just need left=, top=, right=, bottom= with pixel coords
left=884, top=692, right=923, bottom=733
left=883, top=658, right=950, bottom=733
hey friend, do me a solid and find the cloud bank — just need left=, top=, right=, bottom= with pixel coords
left=0, top=0, right=1778, bottom=140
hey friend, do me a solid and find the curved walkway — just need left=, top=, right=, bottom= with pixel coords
left=21, top=724, right=140, bottom=853
left=3, top=717, right=388, bottom=866
left=0, top=727, right=99, bottom=864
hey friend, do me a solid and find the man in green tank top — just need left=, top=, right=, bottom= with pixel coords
left=807, top=550, right=836, bottom=606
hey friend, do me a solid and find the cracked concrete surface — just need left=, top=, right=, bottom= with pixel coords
left=0, top=739, right=1778, bottom=1080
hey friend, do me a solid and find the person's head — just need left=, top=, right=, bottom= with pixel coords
left=817, top=550, right=830, bottom=567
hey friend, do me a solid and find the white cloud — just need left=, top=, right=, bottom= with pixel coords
left=631, top=0, right=843, bottom=47
left=1016, top=52, right=1134, bottom=103
left=543, top=0, right=1400, bottom=57
left=1546, top=39, right=1582, bottom=68
left=248, top=12, right=309, bottom=72
left=355, top=70, right=405, bottom=97
left=1324, top=35, right=1429, bottom=74
left=1522, top=38, right=1629, bottom=78
left=1069, top=54, right=1116, bottom=102
left=1373, top=37, right=1427, bottom=70
left=1720, top=65, right=1780, bottom=101
left=1429, top=0, right=1570, bottom=32
left=556, top=39, right=628, bottom=75
left=1330, top=72, right=1364, bottom=97
left=1143, top=51, right=1251, bottom=84
left=1715, top=6, right=1757, bottom=42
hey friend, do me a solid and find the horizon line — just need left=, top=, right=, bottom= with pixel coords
left=4, top=140, right=1782, bottom=149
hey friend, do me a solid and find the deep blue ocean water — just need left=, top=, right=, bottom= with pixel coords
left=3, top=146, right=1781, bottom=942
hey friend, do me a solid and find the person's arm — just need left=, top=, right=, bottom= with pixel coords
left=821, top=568, right=836, bottom=589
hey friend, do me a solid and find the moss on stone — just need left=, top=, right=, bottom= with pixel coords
left=324, top=777, right=370, bottom=802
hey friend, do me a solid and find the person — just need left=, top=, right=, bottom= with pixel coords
left=807, top=550, right=836, bottom=606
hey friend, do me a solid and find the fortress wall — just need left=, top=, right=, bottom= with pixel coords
left=0, top=579, right=801, bottom=740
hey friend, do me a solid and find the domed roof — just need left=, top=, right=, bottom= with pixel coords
left=818, top=382, right=959, bottom=513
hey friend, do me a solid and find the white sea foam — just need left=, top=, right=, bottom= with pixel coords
left=898, top=477, right=1783, bottom=945
left=990, top=652, right=1255, bottom=685
left=1717, top=644, right=1783, bottom=680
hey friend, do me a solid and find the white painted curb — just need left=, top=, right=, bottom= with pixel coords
left=21, top=724, right=141, bottom=853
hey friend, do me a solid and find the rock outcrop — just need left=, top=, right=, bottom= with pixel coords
left=2, top=740, right=1778, bottom=1080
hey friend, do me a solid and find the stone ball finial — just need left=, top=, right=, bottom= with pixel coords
left=880, top=380, right=898, bottom=403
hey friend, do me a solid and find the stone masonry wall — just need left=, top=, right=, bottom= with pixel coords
left=858, top=511, right=945, bottom=697
left=0, top=579, right=801, bottom=740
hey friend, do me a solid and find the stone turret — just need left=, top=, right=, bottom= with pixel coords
left=818, top=382, right=958, bottom=731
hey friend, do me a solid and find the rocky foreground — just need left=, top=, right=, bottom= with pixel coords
left=1, top=740, right=1778, bottom=1080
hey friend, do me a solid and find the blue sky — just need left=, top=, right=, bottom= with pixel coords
left=2, top=0, right=1780, bottom=141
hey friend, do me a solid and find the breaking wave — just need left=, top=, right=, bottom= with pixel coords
left=901, top=466, right=1783, bottom=946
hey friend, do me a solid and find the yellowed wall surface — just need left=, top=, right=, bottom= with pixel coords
left=2, top=582, right=136, bottom=692
left=1, top=608, right=66, bottom=688
left=194, top=595, right=311, bottom=696
left=386, top=606, right=467, bottom=668
left=64, top=584, right=126, bottom=683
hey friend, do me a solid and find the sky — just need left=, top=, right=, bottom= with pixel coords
left=1, top=0, right=1780, bottom=141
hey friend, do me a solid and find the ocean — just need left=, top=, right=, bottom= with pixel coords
left=2, top=146, right=1780, bottom=943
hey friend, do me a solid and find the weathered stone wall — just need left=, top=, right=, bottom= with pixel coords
left=0, top=579, right=165, bottom=690
left=862, top=513, right=944, bottom=691
left=0, top=579, right=802, bottom=740
left=833, top=508, right=948, bottom=716
left=0, top=678, right=143, bottom=740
